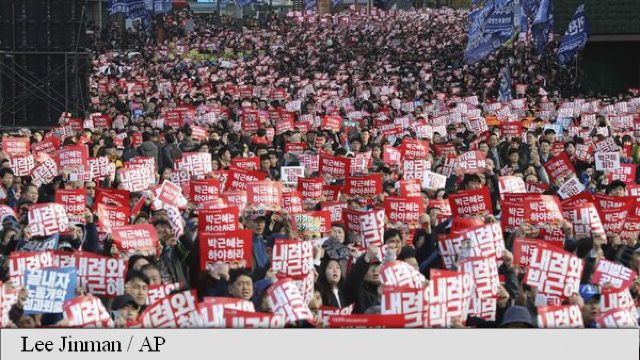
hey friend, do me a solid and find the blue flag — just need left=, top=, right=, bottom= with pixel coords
left=108, top=0, right=129, bottom=15
left=331, top=0, right=342, bottom=9
left=305, top=0, right=317, bottom=12
left=498, top=64, right=513, bottom=102
left=531, top=0, right=553, bottom=54
left=558, top=2, right=589, bottom=65
left=464, top=0, right=516, bottom=64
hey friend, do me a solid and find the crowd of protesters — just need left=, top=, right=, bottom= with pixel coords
left=0, top=7, right=639, bottom=329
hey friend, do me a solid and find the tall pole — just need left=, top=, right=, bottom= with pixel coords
left=368, top=0, right=371, bottom=15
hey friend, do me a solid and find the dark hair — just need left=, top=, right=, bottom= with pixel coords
left=125, top=270, right=150, bottom=285
left=142, top=131, right=152, bottom=142
left=607, top=180, right=627, bottom=194
left=141, top=262, right=161, bottom=274
left=0, top=168, right=15, bottom=178
left=228, top=268, right=252, bottom=285
left=384, top=229, right=401, bottom=243
left=127, top=255, right=152, bottom=273
left=316, top=258, right=344, bottom=306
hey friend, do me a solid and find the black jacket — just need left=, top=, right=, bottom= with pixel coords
left=344, top=255, right=380, bottom=314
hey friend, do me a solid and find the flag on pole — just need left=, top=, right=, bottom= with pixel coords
left=558, top=2, right=590, bottom=65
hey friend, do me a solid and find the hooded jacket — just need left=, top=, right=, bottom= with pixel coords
left=138, top=141, right=159, bottom=167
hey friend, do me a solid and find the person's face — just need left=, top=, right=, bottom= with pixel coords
left=260, top=159, right=270, bottom=171
left=86, top=181, right=97, bottom=197
left=546, top=133, right=556, bottom=143
left=143, top=268, right=162, bottom=286
left=211, top=160, right=220, bottom=170
left=253, top=219, right=266, bottom=235
left=385, top=235, right=402, bottom=252
left=565, top=144, right=575, bottom=156
left=364, top=264, right=380, bottom=284
left=351, top=141, right=362, bottom=152
left=478, top=143, right=489, bottom=153
left=126, top=278, right=149, bottom=306
left=162, top=168, right=173, bottom=181
left=509, top=152, right=519, bottom=164
left=372, top=147, right=382, bottom=159
left=229, top=275, right=253, bottom=300
left=2, top=229, right=16, bottom=246
left=488, top=135, right=498, bottom=147
left=325, top=260, right=341, bottom=286
left=467, top=180, right=481, bottom=190
left=2, top=173, right=14, bottom=188
left=23, top=186, right=38, bottom=202
left=610, top=186, right=626, bottom=197
left=269, top=154, right=277, bottom=166
left=119, top=304, right=140, bottom=321
left=361, top=131, right=370, bottom=143
left=540, top=142, right=550, bottom=153
left=222, top=150, right=231, bottom=161
left=330, top=226, right=345, bottom=243
left=581, top=299, right=600, bottom=324
left=309, top=290, right=322, bottom=311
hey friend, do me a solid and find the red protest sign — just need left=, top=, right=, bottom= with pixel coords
left=437, top=223, right=505, bottom=269
left=246, top=180, right=283, bottom=210
left=265, top=278, right=314, bottom=324
left=384, top=196, right=424, bottom=226
left=30, top=158, right=58, bottom=187
left=561, top=202, right=606, bottom=240
left=428, top=269, right=474, bottom=328
left=400, top=139, right=429, bottom=160
left=89, top=156, right=115, bottom=181
left=177, top=152, right=212, bottom=177
left=2, top=137, right=30, bottom=157
left=62, top=251, right=126, bottom=297
left=327, top=314, right=411, bottom=328
left=64, top=295, right=114, bottom=328
left=223, top=309, right=286, bottom=329
left=199, top=230, right=252, bottom=271
left=537, top=305, right=584, bottom=328
left=198, top=297, right=256, bottom=328
left=524, top=245, right=583, bottom=304
left=321, top=201, right=347, bottom=223
left=383, top=145, right=401, bottom=164
left=460, top=255, right=500, bottom=301
left=321, top=115, right=342, bottom=132
left=342, top=209, right=386, bottom=248
left=140, top=290, right=202, bottom=328
left=319, top=153, right=351, bottom=178
left=190, top=178, right=221, bottom=203
left=523, top=195, right=563, bottom=224
left=457, top=151, right=486, bottom=175
left=157, top=180, right=188, bottom=209
left=55, top=189, right=87, bottom=224
left=380, top=286, right=429, bottom=328
left=284, top=142, right=307, bottom=154
left=96, top=203, right=129, bottom=234
left=281, top=189, right=304, bottom=214
left=543, top=152, right=576, bottom=183
left=322, top=184, right=342, bottom=201
left=118, top=166, right=155, bottom=192
left=111, top=224, right=159, bottom=257
left=9, top=154, right=35, bottom=176
left=448, top=187, right=493, bottom=217
left=297, top=177, right=323, bottom=199
left=225, top=166, right=266, bottom=191
left=231, top=156, right=260, bottom=171
left=343, top=174, right=382, bottom=197
left=94, top=188, right=130, bottom=210
left=498, top=176, right=526, bottom=198
left=147, top=283, right=181, bottom=306
left=56, top=144, right=89, bottom=176
left=31, top=137, right=60, bottom=157
left=398, top=179, right=421, bottom=197
left=608, top=164, right=636, bottom=184
left=198, top=207, right=239, bottom=233
left=28, top=203, right=69, bottom=236
left=595, top=308, right=639, bottom=328
left=380, top=261, right=426, bottom=289
left=271, top=239, right=314, bottom=277
left=591, top=259, right=636, bottom=290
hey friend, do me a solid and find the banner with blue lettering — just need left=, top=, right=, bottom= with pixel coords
left=558, top=2, right=589, bottom=65
left=108, top=0, right=129, bottom=15
left=23, top=267, right=77, bottom=314
left=237, top=0, right=254, bottom=7
left=305, top=0, right=317, bottom=12
left=464, top=0, right=516, bottom=64
left=153, top=0, right=172, bottom=14
left=17, top=234, right=59, bottom=252
left=331, top=0, right=343, bottom=9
